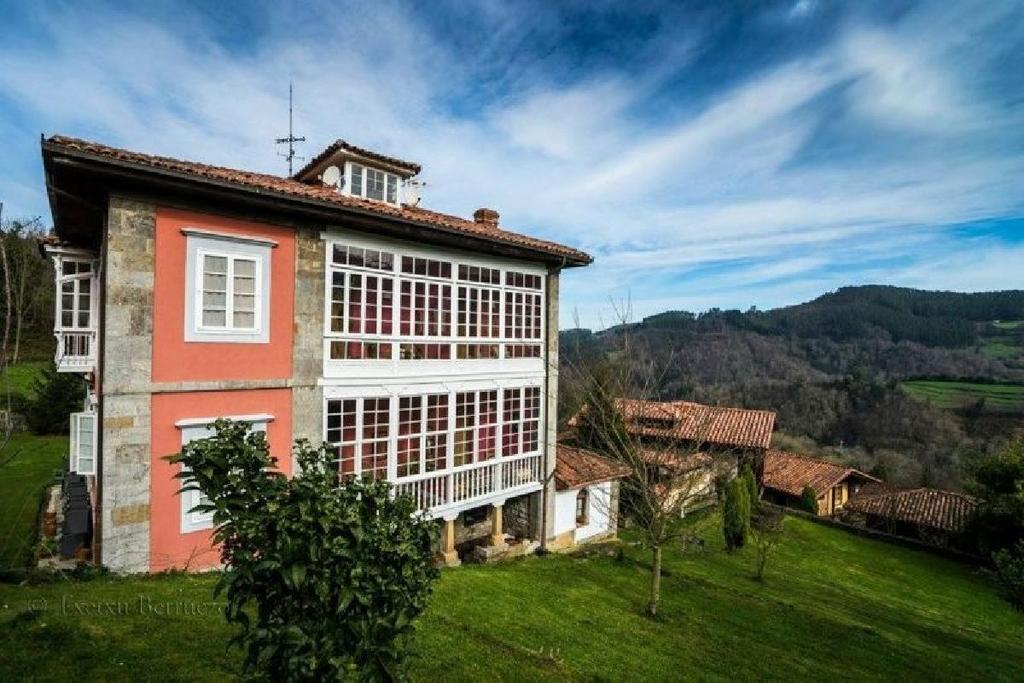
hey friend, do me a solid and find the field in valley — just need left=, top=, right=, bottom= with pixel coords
left=1, top=433, right=1022, bottom=681
left=901, top=379, right=1024, bottom=412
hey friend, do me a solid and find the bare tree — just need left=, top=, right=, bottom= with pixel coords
left=563, top=300, right=733, bottom=617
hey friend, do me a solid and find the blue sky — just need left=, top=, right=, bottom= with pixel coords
left=1, top=0, right=1022, bottom=329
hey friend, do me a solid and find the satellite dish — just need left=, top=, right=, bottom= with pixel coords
left=322, top=165, right=342, bottom=189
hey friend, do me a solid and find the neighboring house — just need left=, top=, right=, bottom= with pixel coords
left=842, top=485, right=977, bottom=551
left=551, top=444, right=630, bottom=548
left=40, top=135, right=591, bottom=572
left=567, top=398, right=773, bottom=514
left=762, top=450, right=879, bottom=516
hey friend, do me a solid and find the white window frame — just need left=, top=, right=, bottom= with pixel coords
left=321, top=231, right=547, bottom=375
left=324, top=382, right=543, bottom=481
left=55, top=257, right=97, bottom=332
left=69, top=411, right=97, bottom=475
left=345, top=162, right=402, bottom=206
left=176, top=414, right=273, bottom=533
left=184, top=231, right=273, bottom=344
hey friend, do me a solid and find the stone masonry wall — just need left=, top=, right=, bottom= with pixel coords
left=542, top=270, right=560, bottom=544
left=101, top=196, right=156, bottom=573
left=291, top=230, right=324, bottom=446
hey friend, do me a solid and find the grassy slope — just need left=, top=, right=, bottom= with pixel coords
left=0, top=433, right=66, bottom=569
left=0, top=512, right=1020, bottom=681
left=1, top=361, right=46, bottom=402
left=901, top=379, right=1024, bottom=410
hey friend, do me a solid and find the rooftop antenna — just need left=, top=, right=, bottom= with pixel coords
left=275, top=82, right=306, bottom=177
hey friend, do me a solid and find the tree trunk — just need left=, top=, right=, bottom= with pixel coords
left=648, top=545, right=662, bottom=617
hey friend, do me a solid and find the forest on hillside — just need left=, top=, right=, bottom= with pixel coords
left=561, top=286, right=1024, bottom=492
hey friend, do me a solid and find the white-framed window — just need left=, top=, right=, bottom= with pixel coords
left=70, top=411, right=97, bottom=475
left=324, top=236, right=546, bottom=363
left=324, top=384, right=541, bottom=481
left=184, top=231, right=273, bottom=344
left=347, top=163, right=401, bottom=205
left=57, top=259, right=96, bottom=331
left=177, top=414, right=272, bottom=533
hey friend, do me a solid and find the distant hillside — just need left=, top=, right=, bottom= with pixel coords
left=561, top=285, right=1024, bottom=492
left=642, top=286, right=1024, bottom=349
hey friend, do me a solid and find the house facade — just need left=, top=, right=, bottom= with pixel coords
left=762, top=450, right=879, bottom=516
left=568, top=398, right=774, bottom=514
left=41, top=135, right=590, bottom=572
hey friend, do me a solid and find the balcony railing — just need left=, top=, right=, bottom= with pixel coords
left=55, top=330, right=97, bottom=373
left=392, top=453, right=544, bottom=517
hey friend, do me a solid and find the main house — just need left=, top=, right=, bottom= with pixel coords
left=41, top=135, right=591, bottom=572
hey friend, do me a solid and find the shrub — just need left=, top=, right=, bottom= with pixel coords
left=723, top=477, right=750, bottom=551
left=966, top=436, right=1024, bottom=555
left=170, top=420, right=440, bottom=681
left=992, top=541, right=1024, bottom=610
left=751, top=507, right=785, bottom=581
left=25, top=363, right=84, bottom=435
left=799, top=485, right=819, bottom=515
left=741, top=464, right=759, bottom=507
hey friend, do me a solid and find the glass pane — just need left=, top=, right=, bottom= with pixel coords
left=203, top=310, right=226, bottom=326
left=203, top=255, right=227, bottom=274
left=233, top=311, right=255, bottom=328
left=234, top=275, right=255, bottom=295
left=203, top=272, right=227, bottom=291
left=367, top=169, right=385, bottom=200
left=233, top=293, right=255, bottom=312
left=77, top=311, right=90, bottom=327
left=80, top=279, right=91, bottom=294
left=204, top=291, right=226, bottom=307
left=387, top=175, right=398, bottom=203
left=234, top=259, right=255, bottom=278
left=351, top=164, right=363, bottom=195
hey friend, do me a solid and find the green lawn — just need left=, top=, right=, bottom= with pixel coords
left=901, top=379, right=1024, bottom=411
left=0, top=433, right=66, bottom=569
left=1, top=361, right=47, bottom=403
left=993, top=320, right=1024, bottom=330
left=0, top=511, right=1021, bottom=680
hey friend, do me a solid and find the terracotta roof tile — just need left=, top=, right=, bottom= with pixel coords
left=763, top=450, right=879, bottom=498
left=43, top=135, right=591, bottom=264
left=567, top=399, right=775, bottom=450
left=294, top=139, right=421, bottom=178
left=638, top=448, right=713, bottom=472
left=555, top=444, right=631, bottom=491
left=844, top=487, right=976, bottom=534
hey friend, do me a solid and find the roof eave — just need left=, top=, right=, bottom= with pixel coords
left=42, top=140, right=591, bottom=267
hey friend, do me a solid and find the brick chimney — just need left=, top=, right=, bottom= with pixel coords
left=473, top=207, right=500, bottom=228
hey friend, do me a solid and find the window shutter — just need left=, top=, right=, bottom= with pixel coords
left=71, top=411, right=97, bottom=475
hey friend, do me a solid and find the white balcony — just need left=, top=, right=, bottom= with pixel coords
left=55, top=330, right=97, bottom=373
left=392, top=452, right=544, bottom=518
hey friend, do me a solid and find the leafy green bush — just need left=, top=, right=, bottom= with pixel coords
left=992, top=541, right=1024, bottom=610
left=723, top=477, right=750, bottom=551
left=25, top=363, right=84, bottom=435
left=741, top=464, right=759, bottom=507
left=967, top=436, right=1024, bottom=555
left=171, top=421, right=439, bottom=681
left=799, top=485, right=819, bottom=515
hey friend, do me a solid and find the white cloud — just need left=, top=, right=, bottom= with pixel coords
left=0, top=0, right=1020, bottom=331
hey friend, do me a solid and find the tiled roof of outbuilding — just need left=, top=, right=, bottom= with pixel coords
left=43, top=135, right=591, bottom=264
left=568, top=399, right=775, bottom=450
left=555, top=444, right=631, bottom=491
left=763, top=450, right=879, bottom=498
left=844, top=487, right=976, bottom=533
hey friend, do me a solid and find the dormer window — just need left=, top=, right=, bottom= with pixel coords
left=348, top=163, right=400, bottom=205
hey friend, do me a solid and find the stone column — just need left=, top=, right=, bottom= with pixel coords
left=489, top=503, right=507, bottom=547
left=541, top=270, right=560, bottom=547
left=438, top=516, right=460, bottom=567
left=101, top=196, right=156, bottom=573
left=290, top=230, right=325, bottom=453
